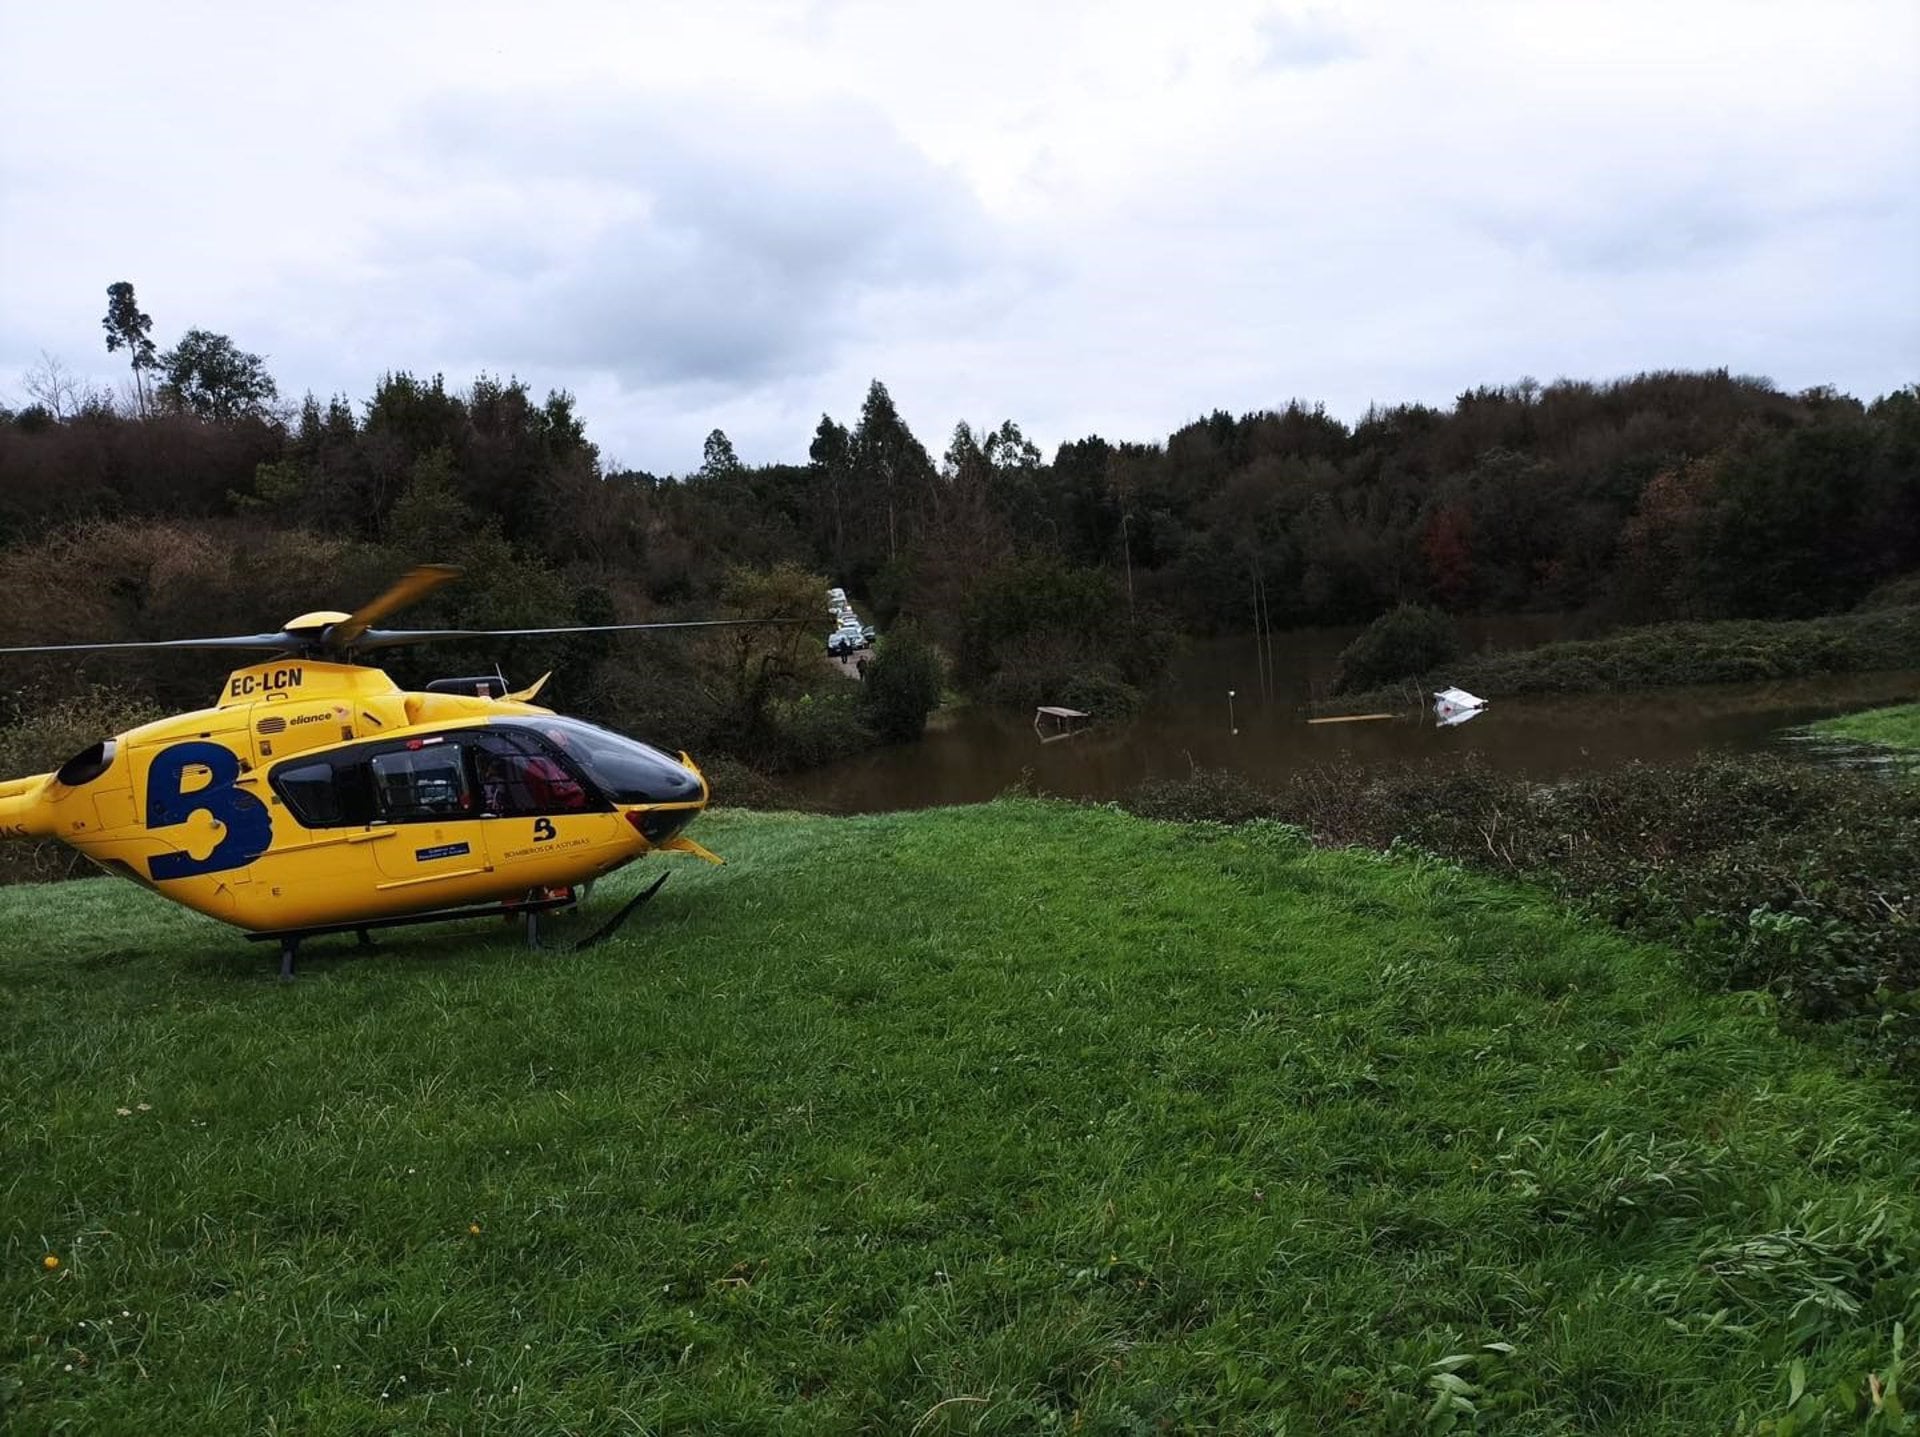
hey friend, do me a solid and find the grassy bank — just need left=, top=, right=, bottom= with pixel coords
left=1813, top=702, right=1920, bottom=753
left=1128, top=757, right=1920, bottom=1081
left=1335, top=605, right=1920, bottom=708
left=4, top=803, right=1917, bottom=1432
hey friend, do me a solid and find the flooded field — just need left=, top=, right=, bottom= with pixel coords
left=786, top=624, right=1920, bottom=813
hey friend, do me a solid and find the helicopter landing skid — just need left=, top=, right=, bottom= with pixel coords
left=572, top=873, right=669, bottom=951
left=250, top=893, right=581, bottom=980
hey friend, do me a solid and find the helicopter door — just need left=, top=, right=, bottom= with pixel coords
left=468, top=729, right=621, bottom=884
left=363, top=737, right=490, bottom=886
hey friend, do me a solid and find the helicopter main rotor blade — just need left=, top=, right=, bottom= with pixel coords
left=352, top=618, right=805, bottom=650
left=324, top=563, right=463, bottom=650
left=0, top=633, right=296, bottom=656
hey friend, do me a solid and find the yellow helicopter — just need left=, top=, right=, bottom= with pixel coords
left=0, top=564, right=767, bottom=977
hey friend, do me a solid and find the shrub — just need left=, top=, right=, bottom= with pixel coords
left=1056, top=671, right=1142, bottom=720
left=695, top=755, right=797, bottom=810
left=761, top=687, right=872, bottom=772
left=976, top=636, right=1087, bottom=711
left=1127, top=767, right=1279, bottom=825
left=1857, top=573, right=1920, bottom=610
left=1332, top=604, right=1460, bottom=694
left=859, top=624, right=944, bottom=741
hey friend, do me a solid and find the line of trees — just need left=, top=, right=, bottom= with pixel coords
left=3, top=282, right=1918, bottom=742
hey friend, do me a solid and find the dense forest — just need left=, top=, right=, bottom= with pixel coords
left=4, top=289, right=1917, bottom=770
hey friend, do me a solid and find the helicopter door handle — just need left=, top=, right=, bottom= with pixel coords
left=347, top=828, right=398, bottom=844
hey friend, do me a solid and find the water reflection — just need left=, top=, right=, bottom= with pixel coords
left=783, top=622, right=1920, bottom=815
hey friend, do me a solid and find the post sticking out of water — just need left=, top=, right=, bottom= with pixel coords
left=1251, top=570, right=1267, bottom=702
left=1228, top=689, right=1238, bottom=735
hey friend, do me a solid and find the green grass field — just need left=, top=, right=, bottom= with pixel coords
left=3, top=802, right=1916, bottom=1433
left=1813, top=702, right=1920, bottom=754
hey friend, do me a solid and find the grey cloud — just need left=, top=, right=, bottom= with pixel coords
left=1460, top=180, right=1898, bottom=275
left=362, top=92, right=1006, bottom=389
left=1470, top=189, right=1769, bottom=273
left=1255, top=9, right=1361, bottom=70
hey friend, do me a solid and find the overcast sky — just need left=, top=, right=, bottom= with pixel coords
left=2, top=1, right=1915, bottom=474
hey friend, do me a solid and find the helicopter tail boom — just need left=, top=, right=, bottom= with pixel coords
left=0, top=773, right=55, bottom=839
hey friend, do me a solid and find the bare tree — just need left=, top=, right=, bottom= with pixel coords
left=21, top=352, right=106, bottom=420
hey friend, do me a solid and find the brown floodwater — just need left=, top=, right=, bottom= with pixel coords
left=785, top=619, right=1920, bottom=814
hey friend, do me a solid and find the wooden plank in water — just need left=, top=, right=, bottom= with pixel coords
left=1306, top=712, right=1396, bottom=725
left=1035, top=706, right=1091, bottom=720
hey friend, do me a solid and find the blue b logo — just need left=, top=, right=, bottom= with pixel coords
left=145, top=741, right=273, bottom=881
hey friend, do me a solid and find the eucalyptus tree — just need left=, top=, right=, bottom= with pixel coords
left=101, top=281, right=157, bottom=416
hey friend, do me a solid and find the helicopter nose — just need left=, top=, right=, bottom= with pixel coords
left=628, top=746, right=704, bottom=805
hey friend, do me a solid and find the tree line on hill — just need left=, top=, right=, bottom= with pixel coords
left=2, top=282, right=1917, bottom=764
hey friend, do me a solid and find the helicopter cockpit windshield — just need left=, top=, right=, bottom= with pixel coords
left=495, top=717, right=703, bottom=808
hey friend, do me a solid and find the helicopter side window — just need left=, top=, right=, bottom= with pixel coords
left=270, top=753, right=374, bottom=828
left=276, top=759, right=347, bottom=827
left=369, top=742, right=473, bottom=823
